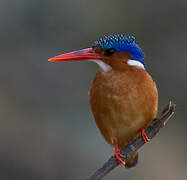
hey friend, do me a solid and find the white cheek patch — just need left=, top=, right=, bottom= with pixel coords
left=127, top=59, right=145, bottom=69
left=89, top=60, right=112, bottom=72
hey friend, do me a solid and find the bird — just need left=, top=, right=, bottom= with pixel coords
left=48, top=34, right=158, bottom=168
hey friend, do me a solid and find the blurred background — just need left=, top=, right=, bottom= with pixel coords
left=0, top=0, right=186, bottom=179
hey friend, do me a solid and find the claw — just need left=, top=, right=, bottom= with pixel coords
left=114, top=139, right=126, bottom=165
left=140, top=128, right=150, bottom=144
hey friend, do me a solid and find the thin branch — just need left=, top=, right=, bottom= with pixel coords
left=86, top=101, right=176, bottom=180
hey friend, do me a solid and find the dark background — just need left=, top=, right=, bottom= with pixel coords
left=0, top=0, right=186, bottom=179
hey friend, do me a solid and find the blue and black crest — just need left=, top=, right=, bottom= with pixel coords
left=93, top=34, right=145, bottom=65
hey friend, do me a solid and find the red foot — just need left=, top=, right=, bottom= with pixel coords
left=114, top=139, right=126, bottom=165
left=140, top=128, right=150, bottom=144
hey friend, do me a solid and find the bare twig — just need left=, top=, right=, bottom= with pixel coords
left=86, top=101, right=176, bottom=180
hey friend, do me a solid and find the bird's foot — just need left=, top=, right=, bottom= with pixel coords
left=140, top=128, right=150, bottom=144
left=114, top=139, right=126, bottom=165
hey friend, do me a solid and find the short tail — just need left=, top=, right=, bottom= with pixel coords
left=125, top=150, right=139, bottom=168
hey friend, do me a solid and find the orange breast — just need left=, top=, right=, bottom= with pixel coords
left=89, top=67, right=158, bottom=149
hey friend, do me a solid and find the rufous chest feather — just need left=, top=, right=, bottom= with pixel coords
left=89, top=68, right=158, bottom=148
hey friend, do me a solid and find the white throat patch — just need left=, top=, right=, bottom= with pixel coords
left=90, top=60, right=112, bottom=72
left=127, top=59, right=145, bottom=69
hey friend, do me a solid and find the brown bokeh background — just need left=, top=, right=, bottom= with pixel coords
left=0, top=0, right=186, bottom=179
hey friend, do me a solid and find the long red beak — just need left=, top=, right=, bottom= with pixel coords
left=48, top=48, right=105, bottom=62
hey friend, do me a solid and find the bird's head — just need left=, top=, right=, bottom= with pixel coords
left=49, top=34, right=145, bottom=72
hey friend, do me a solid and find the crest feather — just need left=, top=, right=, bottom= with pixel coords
left=93, top=34, right=135, bottom=49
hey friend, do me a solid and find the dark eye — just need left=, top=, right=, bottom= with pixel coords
left=104, top=48, right=115, bottom=56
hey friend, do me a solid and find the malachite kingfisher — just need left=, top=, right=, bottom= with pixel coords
left=48, top=34, right=158, bottom=167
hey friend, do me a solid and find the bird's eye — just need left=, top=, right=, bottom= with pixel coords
left=104, top=48, right=115, bottom=56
